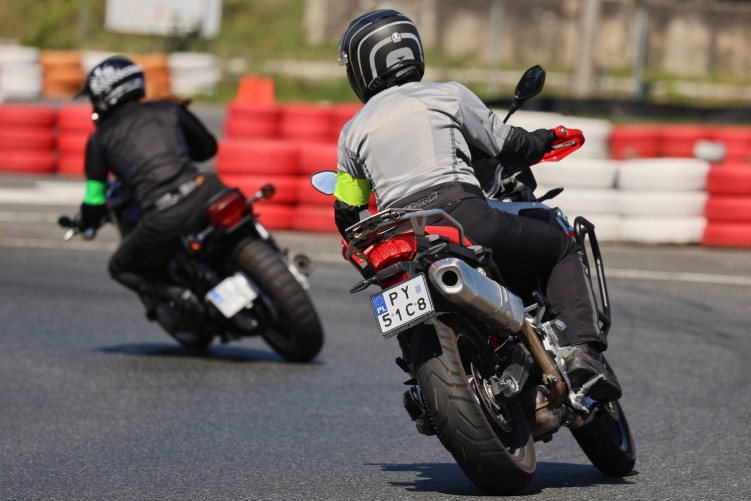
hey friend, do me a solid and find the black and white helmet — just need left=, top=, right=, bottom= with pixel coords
left=76, top=56, right=145, bottom=122
left=338, top=9, right=425, bottom=103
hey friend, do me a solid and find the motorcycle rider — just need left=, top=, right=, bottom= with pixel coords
left=333, top=9, right=621, bottom=401
left=75, top=55, right=228, bottom=313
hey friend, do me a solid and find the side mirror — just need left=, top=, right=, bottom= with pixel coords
left=310, top=170, right=337, bottom=195
left=503, top=65, right=546, bottom=123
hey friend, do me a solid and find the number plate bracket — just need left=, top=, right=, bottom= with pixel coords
left=371, top=274, right=435, bottom=338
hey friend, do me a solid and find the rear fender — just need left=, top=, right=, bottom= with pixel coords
left=399, top=322, right=441, bottom=375
left=399, top=314, right=476, bottom=374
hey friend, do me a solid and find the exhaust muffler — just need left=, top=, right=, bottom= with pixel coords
left=428, top=258, right=525, bottom=333
left=428, top=257, right=567, bottom=407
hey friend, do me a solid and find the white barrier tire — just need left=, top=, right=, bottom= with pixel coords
left=534, top=186, right=619, bottom=215
left=617, top=158, right=710, bottom=191
left=576, top=214, right=621, bottom=242
left=533, top=158, right=618, bottom=189
left=619, top=216, right=706, bottom=244
left=619, top=191, right=707, bottom=218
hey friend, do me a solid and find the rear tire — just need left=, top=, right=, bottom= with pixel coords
left=416, top=317, right=536, bottom=495
left=571, top=399, right=636, bottom=476
left=234, top=239, right=323, bottom=362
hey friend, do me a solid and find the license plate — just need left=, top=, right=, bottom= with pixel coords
left=206, top=272, right=258, bottom=318
left=371, top=274, right=435, bottom=338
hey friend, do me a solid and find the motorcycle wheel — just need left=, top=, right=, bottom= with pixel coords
left=416, top=316, right=535, bottom=495
left=570, top=398, right=636, bottom=476
left=234, top=239, right=323, bottom=362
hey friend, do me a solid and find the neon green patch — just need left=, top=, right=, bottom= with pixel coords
left=83, top=179, right=107, bottom=205
left=333, top=170, right=371, bottom=206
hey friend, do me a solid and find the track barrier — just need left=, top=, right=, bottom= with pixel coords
left=1, top=75, right=750, bottom=247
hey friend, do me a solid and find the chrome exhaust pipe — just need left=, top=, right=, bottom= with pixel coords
left=429, top=257, right=567, bottom=407
left=428, top=258, right=525, bottom=333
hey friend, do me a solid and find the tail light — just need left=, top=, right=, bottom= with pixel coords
left=367, top=234, right=417, bottom=271
left=209, top=189, right=247, bottom=229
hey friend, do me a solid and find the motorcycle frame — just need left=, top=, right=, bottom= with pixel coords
left=344, top=207, right=568, bottom=405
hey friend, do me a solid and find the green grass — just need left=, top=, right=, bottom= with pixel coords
left=0, top=0, right=357, bottom=103
left=0, top=0, right=325, bottom=57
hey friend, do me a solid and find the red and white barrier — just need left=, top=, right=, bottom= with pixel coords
left=215, top=98, right=352, bottom=231
left=0, top=104, right=56, bottom=174
left=609, top=124, right=751, bottom=247
left=703, top=164, right=751, bottom=247
left=56, top=104, right=94, bottom=177
left=0, top=100, right=749, bottom=247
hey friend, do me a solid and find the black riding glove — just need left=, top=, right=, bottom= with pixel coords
left=498, top=126, right=553, bottom=166
left=78, top=203, right=106, bottom=230
left=531, top=128, right=556, bottom=153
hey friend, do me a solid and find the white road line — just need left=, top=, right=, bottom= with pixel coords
left=1, top=237, right=749, bottom=287
left=605, top=268, right=751, bottom=286
left=0, top=237, right=117, bottom=251
left=0, top=211, right=62, bottom=222
left=0, top=180, right=83, bottom=207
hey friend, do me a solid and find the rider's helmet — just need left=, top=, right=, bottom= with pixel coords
left=76, top=55, right=145, bottom=123
left=338, top=9, right=425, bottom=103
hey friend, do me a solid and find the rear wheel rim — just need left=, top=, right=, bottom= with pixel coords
left=457, top=331, right=527, bottom=460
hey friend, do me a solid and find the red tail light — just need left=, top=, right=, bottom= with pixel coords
left=367, top=234, right=417, bottom=270
left=209, top=190, right=247, bottom=229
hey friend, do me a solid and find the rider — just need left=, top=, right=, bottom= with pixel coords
left=75, top=55, right=228, bottom=312
left=333, top=9, right=621, bottom=402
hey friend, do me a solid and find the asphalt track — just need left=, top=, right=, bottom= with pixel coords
left=0, top=185, right=750, bottom=500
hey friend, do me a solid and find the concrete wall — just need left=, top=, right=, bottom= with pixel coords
left=304, top=0, right=751, bottom=81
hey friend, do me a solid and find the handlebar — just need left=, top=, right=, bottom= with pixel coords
left=58, top=215, right=97, bottom=241
left=482, top=125, right=585, bottom=201
left=540, top=126, right=585, bottom=162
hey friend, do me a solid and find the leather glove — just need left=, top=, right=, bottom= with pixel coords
left=76, top=203, right=106, bottom=239
left=531, top=128, right=556, bottom=153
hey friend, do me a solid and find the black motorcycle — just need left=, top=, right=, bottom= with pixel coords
left=60, top=180, right=324, bottom=362
left=310, top=66, right=635, bottom=494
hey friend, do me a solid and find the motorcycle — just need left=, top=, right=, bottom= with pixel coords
left=60, top=179, right=324, bottom=362
left=310, top=66, right=635, bottom=494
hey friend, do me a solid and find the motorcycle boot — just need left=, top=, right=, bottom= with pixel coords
left=560, top=343, right=622, bottom=402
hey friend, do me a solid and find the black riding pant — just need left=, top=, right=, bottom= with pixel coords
left=442, top=195, right=606, bottom=349
left=108, top=174, right=225, bottom=297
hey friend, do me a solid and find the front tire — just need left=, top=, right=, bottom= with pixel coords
left=416, top=316, right=536, bottom=495
left=234, top=239, right=323, bottom=362
left=571, top=399, right=636, bottom=476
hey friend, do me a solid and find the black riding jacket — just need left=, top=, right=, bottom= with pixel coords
left=84, top=101, right=217, bottom=213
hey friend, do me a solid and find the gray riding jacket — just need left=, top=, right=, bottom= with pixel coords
left=335, top=81, right=515, bottom=210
